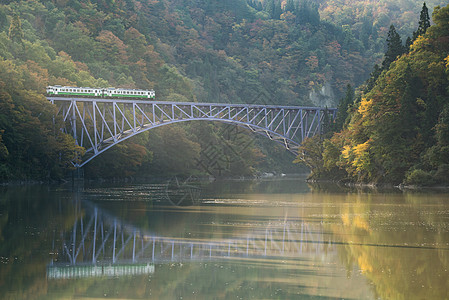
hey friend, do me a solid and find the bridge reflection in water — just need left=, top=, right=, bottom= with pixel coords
left=47, top=199, right=336, bottom=279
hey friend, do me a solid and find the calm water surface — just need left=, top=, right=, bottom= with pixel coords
left=1, top=177, right=449, bottom=299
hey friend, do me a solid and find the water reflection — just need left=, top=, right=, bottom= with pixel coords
left=1, top=180, right=449, bottom=299
left=49, top=198, right=336, bottom=271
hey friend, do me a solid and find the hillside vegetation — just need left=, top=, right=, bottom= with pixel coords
left=0, top=0, right=446, bottom=180
left=296, top=4, right=449, bottom=186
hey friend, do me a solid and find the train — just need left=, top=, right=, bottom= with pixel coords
left=46, top=85, right=156, bottom=99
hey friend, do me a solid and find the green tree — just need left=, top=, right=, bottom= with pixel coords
left=335, top=84, right=354, bottom=131
left=398, top=65, right=421, bottom=141
left=413, top=2, right=431, bottom=40
left=382, top=25, right=405, bottom=71
left=364, top=64, right=382, bottom=93
left=8, top=14, right=23, bottom=44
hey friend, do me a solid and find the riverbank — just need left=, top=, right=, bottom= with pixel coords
left=305, top=177, right=449, bottom=192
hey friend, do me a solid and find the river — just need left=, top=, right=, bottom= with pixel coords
left=1, top=177, right=448, bottom=299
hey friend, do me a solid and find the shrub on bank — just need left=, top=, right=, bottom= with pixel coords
left=434, top=164, right=449, bottom=185
left=404, top=169, right=435, bottom=186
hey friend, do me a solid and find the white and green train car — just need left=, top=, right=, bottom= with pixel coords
left=46, top=85, right=103, bottom=97
left=46, top=86, right=156, bottom=99
left=104, top=87, right=155, bottom=99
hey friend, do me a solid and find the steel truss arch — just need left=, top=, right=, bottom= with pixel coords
left=48, top=97, right=336, bottom=167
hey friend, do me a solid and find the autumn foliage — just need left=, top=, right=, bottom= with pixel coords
left=298, top=4, right=449, bottom=185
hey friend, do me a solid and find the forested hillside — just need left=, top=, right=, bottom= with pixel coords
left=296, top=4, right=449, bottom=186
left=0, top=0, right=445, bottom=180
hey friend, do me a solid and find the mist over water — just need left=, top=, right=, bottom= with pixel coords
left=1, top=178, right=449, bottom=299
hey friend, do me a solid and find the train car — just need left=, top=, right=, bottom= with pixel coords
left=104, top=88, right=155, bottom=99
left=46, top=85, right=103, bottom=97
left=46, top=86, right=156, bottom=99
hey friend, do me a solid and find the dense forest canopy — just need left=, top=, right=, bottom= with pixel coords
left=0, top=0, right=446, bottom=180
left=296, top=3, right=449, bottom=186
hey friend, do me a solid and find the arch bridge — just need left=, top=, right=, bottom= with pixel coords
left=48, top=97, right=336, bottom=167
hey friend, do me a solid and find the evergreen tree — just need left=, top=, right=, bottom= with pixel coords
left=0, top=6, right=7, bottom=31
left=296, top=1, right=307, bottom=24
left=382, top=25, right=405, bottom=71
left=273, top=0, right=283, bottom=20
left=8, top=14, right=23, bottom=44
left=335, top=84, right=354, bottom=131
left=399, top=65, right=421, bottom=140
left=285, top=0, right=295, bottom=13
left=435, top=104, right=449, bottom=150
left=265, top=0, right=275, bottom=18
left=321, top=107, right=332, bottom=136
left=364, top=64, right=382, bottom=93
left=405, top=36, right=413, bottom=50
left=413, top=2, right=431, bottom=40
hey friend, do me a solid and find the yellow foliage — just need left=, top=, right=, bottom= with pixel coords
left=353, top=140, right=371, bottom=174
left=358, top=252, right=373, bottom=273
left=354, top=140, right=370, bottom=156
left=358, top=97, right=373, bottom=118
left=341, top=213, right=370, bottom=232
left=409, top=35, right=430, bottom=52
left=341, top=213, right=350, bottom=227
left=342, top=145, right=351, bottom=159
left=354, top=215, right=370, bottom=232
